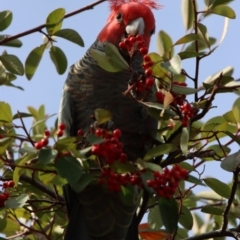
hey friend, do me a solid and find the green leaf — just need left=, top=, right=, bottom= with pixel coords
left=212, top=0, right=234, bottom=7
left=197, top=23, right=210, bottom=48
left=54, top=28, right=84, bottom=47
left=5, top=194, right=29, bottom=209
left=179, top=205, right=193, bottom=230
left=204, top=0, right=216, bottom=7
left=49, top=46, right=67, bottom=74
left=94, top=108, right=112, bottom=125
left=174, top=34, right=200, bottom=46
left=197, top=190, right=224, bottom=201
left=0, top=137, right=12, bottom=155
left=210, top=5, right=236, bottom=19
left=0, top=11, right=12, bottom=31
left=25, top=44, right=46, bottom=80
left=180, top=127, right=189, bottom=155
left=105, top=43, right=129, bottom=70
left=232, top=98, right=240, bottom=124
left=201, top=206, right=223, bottom=215
left=55, top=155, right=83, bottom=185
left=71, top=173, right=93, bottom=193
left=0, top=101, right=12, bottom=123
left=143, top=143, right=176, bottom=161
left=181, top=0, right=194, bottom=30
left=221, top=150, right=240, bottom=172
left=0, top=35, right=22, bottom=47
left=148, top=205, right=163, bottom=229
left=119, top=185, right=137, bottom=205
left=184, top=37, right=216, bottom=52
left=91, top=49, right=123, bottom=72
left=157, top=30, right=173, bottom=58
left=203, top=177, right=231, bottom=199
left=46, top=8, right=65, bottom=35
left=161, top=55, right=182, bottom=74
left=224, top=131, right=240, bottom=146
left=204, top=144, right=230, bottom=160
left=0, top=54, right=24, bottom=75
left=12, top=112, right=33, bottom=120
left=38, top=148, right=58, bottom=165
left=86, top=134, right=105, bottom=145
left=158, top=197, right=178, bottom=233
left=172, top=84, right=199, bottom=95
left=178, top=51, right=203, bottom=60
left=223, top=110, right=237, bottom=124
left=187, top=175, right=205, bottom=186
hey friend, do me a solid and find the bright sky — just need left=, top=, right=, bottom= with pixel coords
left=1, top=0, right=240, bottom=225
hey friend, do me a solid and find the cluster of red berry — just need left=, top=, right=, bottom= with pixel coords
left=91, top=128, right=128, bottom=165
left=147, top=165, right=188, bottom=198
left=98, top=168, right=142, bottom=192
left=0, top=180, right=14, bottom=207
left=119, top=35, right=155, bottom=92
left=180, top=102, right=194, bottom=127
left=34, top=129, right=50, bottom=150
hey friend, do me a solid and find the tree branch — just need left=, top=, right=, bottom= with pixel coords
left=0, top=0, right=107, bottom=45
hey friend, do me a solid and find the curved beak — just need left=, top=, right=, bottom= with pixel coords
left=125, top=17, right=145, bottom=36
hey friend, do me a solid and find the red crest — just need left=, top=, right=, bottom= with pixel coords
left=109, top=0, right=161, bottom=10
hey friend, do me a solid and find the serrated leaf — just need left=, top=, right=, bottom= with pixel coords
left=5, top=194, right=29, bottom=209
left=54, top=28, right=84, bottom=47
left=0, top=101, right=12, bottom=123
left=144, top=144, right=176, bottom=161
left=221, top=150, right=240, bottom=172
left=203, top=177, right=231, bottom=199
left=179, top=205, right=193, bottom=230
left=157, top=30, right=173, bottom=58
left=0, top=35, right=22, bottom=48
left=91, top=49, right=123, bottom=72
left=49, top=46, right=67, bottom=74
left=0, top=11, right=12, bottom=31
left=181, top=0, right=194, bottom=30
left=180, top=127, right=189, bottom=155
left=55, top=155, right=83, bottom=185
left=38, top=148, right=58, bottom=165
left=105, top=43, right=129, bottom=70
left=25, top=44, right=46, bottom=80
left=210, top=5, right=236, bottom=19
left=158, top=197, right=178, bottom=233
left=0, top=54, right=24, bottom=75
left=94, top=108, right=112, bottom=125
left=201, top=206, right=223, bottom=215
left=174, top=34, right=200, bottom=46
left=46, top=8, right=65, bottom=35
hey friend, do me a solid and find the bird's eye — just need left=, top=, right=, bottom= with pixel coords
left=150, top=28, right=155, bottom=35
left=116, top=13, right=122, bottom=22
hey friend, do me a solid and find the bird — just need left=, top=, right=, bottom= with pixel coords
left=58, top=0, right=159, bottom=239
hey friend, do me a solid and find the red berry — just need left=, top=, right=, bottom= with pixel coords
left=124, top=39, right=130, bottom=46
left=35, top=141, right=43, bottom=150
left=77, top=129, right=84, bottom=136
left=44, top=130, right=51, bottom=138
left=145, top=68, right=152, bottom=77
left=143, top=55, right=151, bottom=62
left=7, top=180, right=14, bottom=188
left=2, top=182, right=8, bottom=189
left=145, top=77, right=154, bottom=88
left=140, top=47, right=148, bottom=55
left=95, top=128, right=102, bottom=137
left=0, top=194, right=7, bottom=201
left=119, top=41, right=127, bottom=49
left=147, top=61, right=154, bottom=67
left=129, top=37, right=136, bottom=43
left=92, top=145, right=100, bottom=155
left=137, top=40, right=145, bottom=48
left=113, top=129, right=121, bottom=139
left=156, top=91, right=165, bottom=103
left=136, top=35, right=144, bottom=41
left=0, top=134, right=4, bottom=139
left=41, top=138, right=49, bottom=146
left=58, top=123, right=66, bottom=131
left=136, top=81, right=144, bottom=93
left=57, top=130, right=63, bottom=137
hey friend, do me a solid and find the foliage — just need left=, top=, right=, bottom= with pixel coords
left=0, top=0, right=239, bottom=239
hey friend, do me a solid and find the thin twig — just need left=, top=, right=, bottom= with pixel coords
left=0, top=0, right=107, bottom=45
